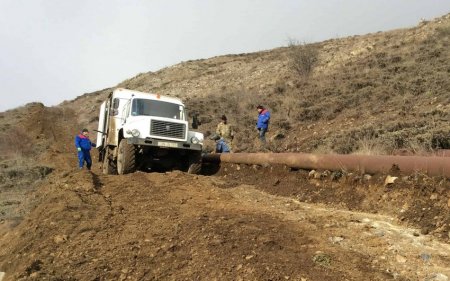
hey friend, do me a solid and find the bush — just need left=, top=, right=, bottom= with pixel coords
left=0, top=127, right=35, bottom=159
left=287, top=39, right=318, bottom=77
left=431, top=130, right=450, bottom=149
left=436, top=23, right=450, bottom=37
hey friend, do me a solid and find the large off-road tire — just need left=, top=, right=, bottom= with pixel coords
left=187, top=151, right=202, bottom=174
left=102, top=148, right=116, bottom=175
left=117, top=139, right=136, bottom=175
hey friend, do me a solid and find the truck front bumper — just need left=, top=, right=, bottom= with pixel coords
left=127, top=137, right=202, bottom=151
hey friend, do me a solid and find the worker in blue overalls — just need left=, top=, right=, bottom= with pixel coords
left=75, top=128, right=95, bottom=170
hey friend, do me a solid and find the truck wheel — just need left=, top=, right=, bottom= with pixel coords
left=187, top=152, right=202, bottom=174
left=117, top=139, right=136, bottom=175
left=102, top=148, right=116, bottom=175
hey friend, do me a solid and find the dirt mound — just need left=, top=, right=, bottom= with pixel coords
left=3, top=168, right=449, bottom=280
left=215, top=163, right=450, bottom=241
left=0, top=103, right=83, bottom=238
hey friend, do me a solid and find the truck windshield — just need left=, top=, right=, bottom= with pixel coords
left=131, top=99, right=184, bottom=120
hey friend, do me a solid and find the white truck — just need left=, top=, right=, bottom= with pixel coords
left=96, top=88, right=204, bottom=175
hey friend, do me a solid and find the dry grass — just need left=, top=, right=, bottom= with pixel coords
left=0, top=127, right=35, bottom=160
left=353, top=137, right=388, bottom=156
left=36, top=13, right=450, bottom=155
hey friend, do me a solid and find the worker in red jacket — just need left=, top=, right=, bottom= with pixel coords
left=256, top=105, right=270, bottom=143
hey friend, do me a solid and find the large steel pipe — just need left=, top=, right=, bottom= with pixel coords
left=203, top=153, right=450, bottom=178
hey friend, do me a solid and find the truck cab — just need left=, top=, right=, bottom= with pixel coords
left=97, top=88, right=203, bottom=175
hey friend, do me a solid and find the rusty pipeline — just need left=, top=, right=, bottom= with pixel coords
left=202, top=153, right=450, bottom=178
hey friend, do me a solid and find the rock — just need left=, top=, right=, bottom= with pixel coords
left=331, top=171, right=343, bottom=181
left=427, top=273, right=449, bottom=281
left=0, top=272, right=5, bottom=281
left=373, top=230, right=385, bottom=237
left=421, top=227, right=430, bottom=235
left=245, top=255, right=254, bottom=260
left=54, top=234, right=68, bottom=244
left=236, top=165, right=241, bottom=171
left=308, top=170, right=316, bottom=178
left=395, top=255, right=407, bottom=263
left=329, top=236, right=344, bottom=244
left=447, top=198, right=450, bottom=208
left=273, top=179, right=280, bottom=186
left=313, top=172, right=321, bottom=179
left=272, top=132, right=285, bottom=140
left=401, top=202, right=410, bottom=211
left=420, top=253, right=431, bottom=262
left=430, top=193, right=438, bottom=200
left=384, top=175, right=398, bottom=186
left=312, top=252, right=331, bottom=266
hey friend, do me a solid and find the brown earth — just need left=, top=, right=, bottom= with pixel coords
left=0, top=159, right=449, bottom=280
left=1, top=13, right=450, bottom=281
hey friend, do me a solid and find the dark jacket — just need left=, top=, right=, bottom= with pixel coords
left=75, top=134, right=93, bottom=151
left=257, top=109, right=270, bottom=130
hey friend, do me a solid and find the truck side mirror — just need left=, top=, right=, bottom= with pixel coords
left=192, top=115, right=200, bottom=129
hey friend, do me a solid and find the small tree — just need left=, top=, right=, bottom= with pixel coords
left=287, top=39, right=318, bottom=77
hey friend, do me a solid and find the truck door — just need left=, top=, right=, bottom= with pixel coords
left=107, top=97, right=129, bottom=146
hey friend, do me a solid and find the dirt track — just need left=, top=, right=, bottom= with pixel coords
left=1, top=160, right=449, bottom=280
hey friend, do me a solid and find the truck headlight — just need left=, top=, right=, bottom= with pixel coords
left=191, top=136, right=199, bottom=144
left=131, top=129, right=140, bottom=137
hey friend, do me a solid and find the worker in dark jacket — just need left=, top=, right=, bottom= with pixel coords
left=75, top=128, right=95, bottom=170
left=256, top=105, right=270, bottom=143
left=210, top=134, right=230, bottom=153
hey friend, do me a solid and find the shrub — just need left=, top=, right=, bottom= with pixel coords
left=436, top=23, right=450, bottom=37
left=431, top=130, right=450, bottom=149
left=287, top=39, right=318, bottom=77
left=0, top=127, right=35, bottom=158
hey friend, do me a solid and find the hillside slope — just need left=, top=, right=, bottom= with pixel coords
left=62, top=14, right=450, bottom=154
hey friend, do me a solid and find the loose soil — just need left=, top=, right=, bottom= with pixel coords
left=0, top=158, right=449, bottom=280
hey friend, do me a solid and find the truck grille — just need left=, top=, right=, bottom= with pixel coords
left=150, top=120, right=186, bottom=140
